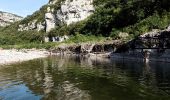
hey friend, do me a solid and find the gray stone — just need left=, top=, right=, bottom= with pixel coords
left=0, top=11, right=23, bottom=27
left=56, top=0, right=95, bottom=25
left=45, top=12, right=56, bottom=33
left=140, top=29, right=160, bottom=37
left=18, top=20, right=45, bottom=31
left=37, top=22, right=45, bottom=31
left=167, top=25, right=170, bottom=31
left=18, top=0, right=95, bottom=33
left=118, top=32, right=129, bottom=39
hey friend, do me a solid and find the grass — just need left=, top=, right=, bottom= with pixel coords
left=0, top=42, right=58, bottom=50
left=64, top=34, right=106, bottom=44
left=0, top=34, right=107, bottom=50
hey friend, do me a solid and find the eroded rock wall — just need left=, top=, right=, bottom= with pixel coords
left=0, top=11, right=23, bottom=27
left=56, top=0, right=94, bottom=25
left=18, top=0, right=95, bottom=33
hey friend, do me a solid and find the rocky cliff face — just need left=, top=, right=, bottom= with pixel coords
left=18, top=0, right=95, bottom=33
left=18, top=20, right=45, bottom=31
left=56, top=0, right=94, bottom=25
left=0, top=11, right=23, bottom=27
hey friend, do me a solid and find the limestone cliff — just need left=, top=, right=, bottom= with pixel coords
left=0, top=11, right=23, bottom=27
left=56, top=0, right=94, bottom=25
left=18, top=0, right=95, bottom=33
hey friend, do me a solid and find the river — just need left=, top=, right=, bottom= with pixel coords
left=0, top=56, right=170, bottom=100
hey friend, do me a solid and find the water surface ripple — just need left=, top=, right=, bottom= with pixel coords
left=0, top=56, right=170, bottom=100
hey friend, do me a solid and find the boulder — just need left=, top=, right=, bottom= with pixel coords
left=118, top=32, right=129, bottom=39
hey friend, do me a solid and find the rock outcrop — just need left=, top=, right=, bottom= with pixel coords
left=111, top=27, right=170, bottom=62
left=45, top=7, right=56, bottom=32
left=46, top=0, right=95, bottom=32
left=51, top=40, right=121, bottom=54
left=56, top=0, right=94, bottom=25
left=0, top=11, right=23, bottom=27
left=18, top=20, right=45, bottom=31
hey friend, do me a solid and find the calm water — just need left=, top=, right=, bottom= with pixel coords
left=0, top=56, right=170, bottom=100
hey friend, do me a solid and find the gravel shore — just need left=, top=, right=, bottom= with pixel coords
left=0, top=49, right=49, bottom=65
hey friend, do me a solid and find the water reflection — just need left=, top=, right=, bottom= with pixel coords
left=43, top=59, right=54, bottom=99
left=0, top=56, right=170, bottom=100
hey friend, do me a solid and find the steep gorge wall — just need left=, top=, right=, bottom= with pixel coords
left=56, top=0, right=94, bottom=25
left=18, top=0, right=95, bottom=33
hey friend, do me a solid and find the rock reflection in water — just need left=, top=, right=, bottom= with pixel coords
left=0, top=56, right=170, bottom=100
left=43, top=59, right=54, bottom=97
left=56, top=81, right=91, bottom=100
left=41, top=56, right=92, bottom=100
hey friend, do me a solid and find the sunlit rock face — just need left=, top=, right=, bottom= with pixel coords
left=18, top=20, right=45, bottom=31
left=49, top=0, right=58, bottom=5
left=16, top=0, right=95, bottom=43
left=45, top=7, right=56, bottom=33
left=0, top=11, right=23, bottom=27
left=56, top=0, right=94, bottom=25
left=18, top=0, right=95, bottom=33
left=45, top=0, right=94, bottom=32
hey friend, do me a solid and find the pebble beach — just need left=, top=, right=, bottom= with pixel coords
left=0, top=49, right=49, bottom=65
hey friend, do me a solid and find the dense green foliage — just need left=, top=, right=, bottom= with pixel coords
left=82, top=0, right=170, bottom=37
left=0, top=0, right=68, bottom=47
left=0, top=34, right=105, bottom=49
left=0, top=4, right=49, bottom=46
left=0, top=22, right=45, bottom=45
left=49, top=0, right=170, bottom=39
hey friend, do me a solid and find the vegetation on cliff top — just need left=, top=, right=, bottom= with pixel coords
left=50, top=0, right=170, bottom=38
left=1, top=0, right=170, bottom=49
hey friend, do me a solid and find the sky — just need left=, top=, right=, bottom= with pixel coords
left=0, top=0, right=48, bottom=17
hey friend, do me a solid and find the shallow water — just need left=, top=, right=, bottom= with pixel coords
left=0, top=56, right=170, bottom=100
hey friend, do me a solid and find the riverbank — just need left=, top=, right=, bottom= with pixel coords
left=1, top=40, right=170, bottom=66
left=50, top=41, right=170, bottom=63
left=0, top=49, right=49, bottom=65
left=0, top=39, right=120, bottom=65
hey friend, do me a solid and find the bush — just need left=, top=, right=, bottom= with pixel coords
left=110, top=28, right=121, bottom=39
